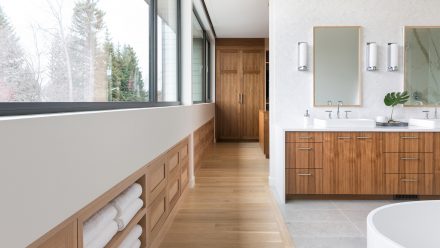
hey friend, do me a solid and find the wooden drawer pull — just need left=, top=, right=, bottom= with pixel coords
left=298, top=136, right=313, bottom=139
left=400, top=157, right=418, bottom=160
left=356, top=136, right=371, bottom=139
left=297, top=173, right=312, bottom=176
left=400, top=136, right=418, bottom=139
left=337, top=136, right=351, bottom=139
left=298, top=147, right=312, bottom=151
left=401, top=178, right=417, bottom=182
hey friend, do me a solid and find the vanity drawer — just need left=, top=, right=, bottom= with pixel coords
left=386, top=174, right=433, bottom=195
left=286, top=143, right=322, bottom=169
left=385, top=153, right=433, bottom=174
left=286, top=132, right=323, bottom=143
left=383, top=133, right=433, bottom=153
left=286, top=169, right=322, bottom=194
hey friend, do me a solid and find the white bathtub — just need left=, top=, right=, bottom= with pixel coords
left=367, top=200, right=440, bottom=248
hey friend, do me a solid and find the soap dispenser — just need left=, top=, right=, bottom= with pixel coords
left=304, top=110, right=311, bottom=127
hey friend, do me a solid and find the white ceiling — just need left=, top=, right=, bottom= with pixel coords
left=204, top=0, right=269, bottom=38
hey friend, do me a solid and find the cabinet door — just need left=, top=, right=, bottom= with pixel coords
left=355, top=133, right=384, bottom=194
left=323, top=133, right=355, bottom=194
left=240, top=50, right=264, bottom=140
left=216, top=49, right=241, bottom=140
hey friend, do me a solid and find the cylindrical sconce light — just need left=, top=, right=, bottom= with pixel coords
left=367, top=42, right=378, bottom=71
left=298, top=42, right=308, bottom=71
left=388, top=43, right=398, bottom=72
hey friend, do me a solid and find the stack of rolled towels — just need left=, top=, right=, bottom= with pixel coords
left=83, top=183, right=144, bottom=248
left=117, top=225, right=142, bottom=248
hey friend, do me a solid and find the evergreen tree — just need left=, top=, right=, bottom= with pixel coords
left=0, top=6, right=40, bottom=101
left=104, top=41, right=146, bottom=102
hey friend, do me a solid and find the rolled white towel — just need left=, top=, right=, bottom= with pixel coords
left=112, top=183, right=142, bottom=216
left=85, top=220, right=118, bottom=248
left=130, top=239, right=141, bottom=248
left=117, top=225, right=142, bottom=248
left=115, top=198, right=143, bottom=231
left=83, top=204, right=118, bottom=245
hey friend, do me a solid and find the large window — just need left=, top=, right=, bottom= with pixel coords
left=192, top=9, right=210, bottom=103
left=0, top=0, right=180, bottom=115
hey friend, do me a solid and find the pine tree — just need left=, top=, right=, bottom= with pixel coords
left=0, top=6, right=40, bottom=101
left=104, top=43, right=146, bottom=102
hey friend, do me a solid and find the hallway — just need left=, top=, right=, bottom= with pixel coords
left=158, top=143, right=293, bottom=248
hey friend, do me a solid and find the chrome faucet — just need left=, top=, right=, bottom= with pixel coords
left=337, top=101, right=343, bottom=119
left=435, top=103, right=440, bottom=119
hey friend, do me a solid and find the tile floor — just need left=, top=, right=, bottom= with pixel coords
left=280, top=200, right=400, bottom=248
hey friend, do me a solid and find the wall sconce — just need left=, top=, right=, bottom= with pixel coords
left=387, top=43, right=398, bottom=72
left=298, top=42, right=308, bottom=71
left=367, top=42, right=378, bottom=71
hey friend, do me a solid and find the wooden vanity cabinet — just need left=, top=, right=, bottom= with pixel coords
left=286, top=131, right=439, bottom=198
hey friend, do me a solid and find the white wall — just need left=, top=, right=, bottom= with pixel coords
left=0, top=105, right=214, bottom=247
left=269, top=0, right=440, bottom=201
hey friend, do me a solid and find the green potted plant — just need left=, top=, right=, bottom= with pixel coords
left=384, top=91, right=410, bottom=123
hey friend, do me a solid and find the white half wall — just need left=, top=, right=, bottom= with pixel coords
left=0, top=103, right=214, bottom=247
left=269, top=0, right=440, bottom=202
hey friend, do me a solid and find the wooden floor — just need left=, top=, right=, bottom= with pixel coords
left=158, top=143, right=293, bottom=248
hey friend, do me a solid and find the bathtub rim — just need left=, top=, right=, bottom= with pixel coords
left=367, top=200, right=440, bottom=248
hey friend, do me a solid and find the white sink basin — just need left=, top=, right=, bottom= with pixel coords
left=409, top=118, right=440, bottom=128
left=314, top=118, right=376, bottom=128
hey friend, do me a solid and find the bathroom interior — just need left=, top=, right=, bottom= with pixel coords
left=1, top=0, right=440, bottom=248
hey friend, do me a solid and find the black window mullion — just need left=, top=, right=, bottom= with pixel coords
left=149, top=0, right=158, bottom=102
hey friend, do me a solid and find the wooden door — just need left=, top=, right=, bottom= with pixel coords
left=216, top=49, right=241, bottom=140
left=355, top=133, right=384, bottom=194
left=240, top=50, right=263, bottom=140
left=323, top=133, right=355, bottom=194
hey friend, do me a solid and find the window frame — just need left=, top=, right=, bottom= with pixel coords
left=0, top=0, right=181, bottom=116
left=192, top=8, right=211, bottom=104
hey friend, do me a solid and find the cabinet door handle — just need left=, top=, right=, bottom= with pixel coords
left=400, top=157, right=418, bottom=160
left=238, top=93, right=241, bottom=104
left=297, top=173, right=312, bottom=176
left=298, top=147, right=312, bottom=151
left=401, top=178, right=417, bottom=182
left=356, top=136, right=371, bottom=139
left=401, top=136, right=418, bottom=139
left=298, top=136, right=313, bottom=139
left=337, top=136, right=351, bottom=139
left=241, top=94, right=244, bottom=104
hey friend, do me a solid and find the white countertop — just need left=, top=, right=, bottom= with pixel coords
left=283, top=125, right=440, bottom=132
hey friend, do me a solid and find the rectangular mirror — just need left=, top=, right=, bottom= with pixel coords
left=405, top=27, right=440, bottom=106
left=314, top=26, right=361, bottom=106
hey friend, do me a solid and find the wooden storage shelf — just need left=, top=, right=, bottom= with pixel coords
left=29, top=135, right=200, bottom=248
left=105, top=208, right=147, bottom=248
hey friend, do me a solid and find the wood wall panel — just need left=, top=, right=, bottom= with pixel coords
left=258, top=110, right=269, bottom=158
left=194, top=118, right=215, bottom=172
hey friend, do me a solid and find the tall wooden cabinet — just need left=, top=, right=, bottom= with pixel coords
left=216, top=39, right=265, bottom=141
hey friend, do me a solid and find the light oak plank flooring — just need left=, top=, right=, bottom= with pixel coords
left=158, top=143, right=293, bottom=248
